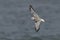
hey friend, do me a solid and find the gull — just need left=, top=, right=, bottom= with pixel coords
left=29, top=5, right=45, bottom=32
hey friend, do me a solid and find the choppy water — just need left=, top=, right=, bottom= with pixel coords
left=0, top=0, right=60, bottom=40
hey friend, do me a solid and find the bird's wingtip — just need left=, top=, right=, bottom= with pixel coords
left=35, top=27, right=40, bottom=32
left=29, top=4, right=33, bottom=11
left=29, top=4, right=32, bottom=8
left=29, top=4, right=35, bottom=12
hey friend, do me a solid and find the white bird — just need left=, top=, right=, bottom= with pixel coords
left=29, top=5, right=45, bottom=32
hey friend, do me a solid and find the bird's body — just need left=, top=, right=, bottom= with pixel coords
left=29, top=5, right=45, bottom=32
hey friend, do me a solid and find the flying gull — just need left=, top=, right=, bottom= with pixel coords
left=29, top=5, right=45, bottom=32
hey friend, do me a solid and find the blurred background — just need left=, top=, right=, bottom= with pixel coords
left=0, top=0, right=60, bottom=40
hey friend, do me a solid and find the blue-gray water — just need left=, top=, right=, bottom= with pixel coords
left=0, top=0, right=60, bottom=40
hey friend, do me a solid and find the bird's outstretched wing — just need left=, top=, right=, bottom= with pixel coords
left=35, top=20, right=41, bottom=32
left=29, top=5, right=40, bottom=19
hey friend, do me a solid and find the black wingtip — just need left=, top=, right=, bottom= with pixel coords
left=29, top=4, right=33, bottom=11
left=29, top=4, right=36, bottom=12
left=35, top=27, right=40, bottom=32
left=29, top=4, right=32, bottom=7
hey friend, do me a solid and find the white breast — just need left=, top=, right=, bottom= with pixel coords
left=31, top=17, right=35, bottom=20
